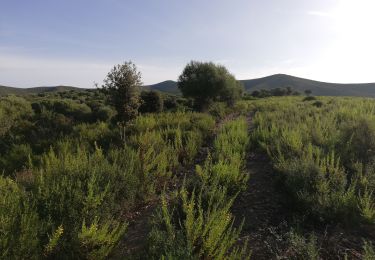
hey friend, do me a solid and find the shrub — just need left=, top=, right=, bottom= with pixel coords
left=303, top=96, right=317, bottom=101
left=312, top=101, right=323, bottom=107
left=363, top=240, right=375, bottom=260
left=130, top=130, right=177, bottom=195
left=100, top=61, right=142, bottom=123
left=0, top=144, right=32, bottom=174
left=208, top=102, right=229, bottom=119
left=340, top=118, right=375, bottom=165
left=148, top=186, right=249, bottom=259
left=36, top=99, right=93, bottom=122
left=32, top=141, right=130, bottom=257
left=178, top=61, right=243, bottom=110
left=197, top=117, right=249, bottom=193
left=73, top=122, right=115, bottom=150
left=250, top=96, right=375, bottom=224
left=358, top=188, right=375, bottom=224
left=95, top=105, right=116, bottom=122
left=0, top=176, right=41, bottom=259
left=283, top=231, right=320, bottom=259
left=0, top=96, right=33, bottom=136
left=139, top=90, right=164, bottom=113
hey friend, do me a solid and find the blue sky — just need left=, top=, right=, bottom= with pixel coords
left=1, top=0, right=375, bottom=87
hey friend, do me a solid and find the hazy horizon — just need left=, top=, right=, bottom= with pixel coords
left=1, top=0, right=375, bottom=88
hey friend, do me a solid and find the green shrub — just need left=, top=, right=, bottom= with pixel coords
left=358, top=188, right=375, bottom=224
left=303, top=96, right=317, bottom=101
left=140, top=90, right=164, bottom=113
left=0, top=176, right=41, bottom=259
left=0, top=96, right=33, bottom=136
left=312, top=100, right=323, bottom=107
left=78, top=217, right=127, bottom=259
left=73, top=122, right=115, bottom=149
left=363, top=240, right=375, bottom=260
left=148, top=186, right=249, bottom=259
left=95, top=105, right=116, bottom=122
left=208, top=102, right=229, bottom=119
left=32, top=141, right=130, bottom=257
left=130, top=130, right=177, bottom=195
left=250, top=97, right=375, bottom=224
left=197, top=117, right=249, bottom=193
left=182, top=130, right=203, bottom=165
left=0, top=144, right=32, bottom=174
left=285, top=231, right=320, bottom=259
left=340, top=118, right=375, bottom=165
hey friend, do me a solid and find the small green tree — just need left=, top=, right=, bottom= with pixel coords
left=304, top=89, right=312, bottom=96
left=101, top=61, right=142, bottom=123
left=139, top=90, right=164, bottom=113
left=178, top=61, right=243, bottom=111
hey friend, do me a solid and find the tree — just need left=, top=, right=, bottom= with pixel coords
left=139, top=91, right=164, bottom=113
left=304, top=89, right=312, bottom=96
left=177, top=61, right=243, bottom=111
left=286, top=86, right=292, bottom=95
left=101, top=61, right=142, bottom=123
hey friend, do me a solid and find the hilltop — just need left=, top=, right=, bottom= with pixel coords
left=0, top=85, right=85, bottom=96
left=2, top=74, right=375, bottom=97
left=148, top=74, right=375, bottom=97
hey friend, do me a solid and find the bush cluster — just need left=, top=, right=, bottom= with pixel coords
left=147, top=117, right=251, bottom=258
left=251, top=96, right=375, bottom=224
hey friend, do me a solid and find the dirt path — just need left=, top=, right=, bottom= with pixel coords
left=110, top=147, right=212, bottom=259
left=232, top=113, right=289, bottom=259
left=110, top=113, right=239, bottom=259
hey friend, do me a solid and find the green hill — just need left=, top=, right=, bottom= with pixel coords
left=145, top=74, right=375, bottom=97
left=241, top=74, right=375, bottom=97
left=144, top=80, right=180, bottom=94
left=0, top=85, right=86, bottom=96
left=3, top=74, right=375, bottom=97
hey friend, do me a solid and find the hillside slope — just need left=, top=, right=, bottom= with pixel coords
left=0, top=85, right=85, bottom=96
left=241, top=74, right=375, bottom=97
left=3, top=74, right=375, bottom=97
left=144, top=80, right=180, bottom=94
left=145, top=74, right=375, bottom=97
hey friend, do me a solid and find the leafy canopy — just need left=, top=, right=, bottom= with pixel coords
left=178, top=61, right=243, bottom=110
left=101, top=61, right=142, bottom=122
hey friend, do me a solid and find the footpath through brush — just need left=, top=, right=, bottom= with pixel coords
left=110, top=113, right=240, bottom=259
left=232, top=113, right=289, bottom=259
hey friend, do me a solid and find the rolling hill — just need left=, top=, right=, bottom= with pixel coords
left=143, top=80, right=180, bottom=94
left=146, top=74, right=375, bottom=97
left=240, top=74, right=375, bottom=97
left=2, top=74, right=375, bottom=97
left=0, top=85, right=85, bottom=96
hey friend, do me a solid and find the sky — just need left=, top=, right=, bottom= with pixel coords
left=1, top=0, right=375, bottom=88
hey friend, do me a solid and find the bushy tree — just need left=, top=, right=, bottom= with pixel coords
left=139, top=90, right=164, bottom=113
left=178, top=61, right=243, bottom=111
left=101, top=61, right=142, bottom=122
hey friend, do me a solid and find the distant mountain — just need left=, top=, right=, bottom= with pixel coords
left=240, top=74, right=375, bottom=97
left=3, top=74, right=375, bottom=97
left=0, top=85, right=85, bottom=96
left=144, top=80, right=180, bottom=94
left=146, top=74, right=375, bottom=97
